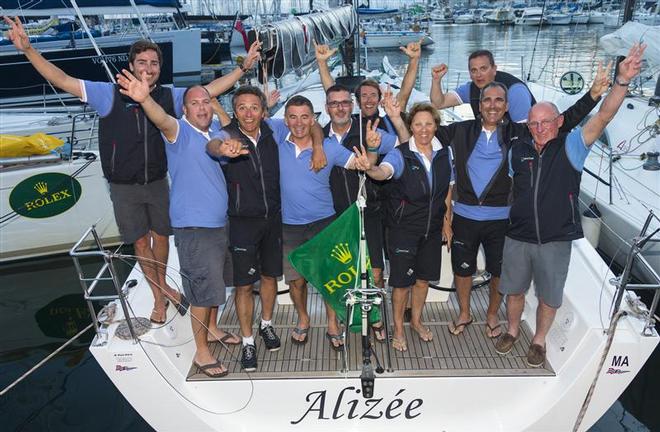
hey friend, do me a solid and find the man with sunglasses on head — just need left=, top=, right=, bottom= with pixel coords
left=494, top=44, right=645, bottom=368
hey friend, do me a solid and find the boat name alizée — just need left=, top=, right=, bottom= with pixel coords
left=291, top=387, right=423, bottom=424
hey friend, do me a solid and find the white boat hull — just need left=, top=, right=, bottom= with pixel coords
left=362, top=32, right=434, bottom=49
left=88, top=238, right=659, bottom=431
left=0, top=151, right=120, bottom=261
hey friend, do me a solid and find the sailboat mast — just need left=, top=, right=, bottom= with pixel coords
left=69, top=0, right=115, bottom=83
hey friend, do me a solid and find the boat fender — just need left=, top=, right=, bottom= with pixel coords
left=581, top=202, right=602, bottom=249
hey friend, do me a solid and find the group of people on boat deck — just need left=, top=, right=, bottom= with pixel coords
left=4, top=14, right=645, bottom=378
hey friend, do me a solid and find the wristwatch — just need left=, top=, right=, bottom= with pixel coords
left=614, top=77, right=630, bottom=87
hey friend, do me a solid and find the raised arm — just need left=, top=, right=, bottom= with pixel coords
left=430, top=64, right=460, bottom=110
left=382, top=89, right=411, bottom=142
left=314, top=40, right=337, bottom=91
left=558, top=59, right=612, bottom=133
left=211, top=98, right=231, bottom=127
left=204, top=40, right=262, bottom=98
left=582, top=43, right=645, bottom=146
left=396, top=39, right=422, bottom=109
left=3, top=16, right=82, bottom=97
left=118, top=69, right=178, bottom=142
left=310, top=122, right=328, bottom=171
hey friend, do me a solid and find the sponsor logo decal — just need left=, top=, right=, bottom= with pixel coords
left=115, top=365, right=137, bottom=372
left=9, top=173, right=82, bottom=218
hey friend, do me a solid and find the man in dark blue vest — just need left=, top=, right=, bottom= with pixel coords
left=4, top=16, right=260, bottom=325
left=430, top=49, right=536, bottom=122
left=494, top=44, right=645, bottom=368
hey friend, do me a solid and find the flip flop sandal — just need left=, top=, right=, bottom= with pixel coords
left=413, top=326, right=433, bottom=342
left=448, top=318, right=474, bottom=336
left=325, top=332, right=344, bottom=352
left=290, top=327, right=309, bottom=345
left=392, top=337, right=408, bottom=352
left=209, top=331, right=241, bottom=345
left=173, top=294, right=189, bottom=316
left=371, top=323, right=386, bottom=343
left=486, top=323, right=503, bottom=339
left=193, top=360, right=229, bottom=378
left=150, top=301, right=169, bottom=324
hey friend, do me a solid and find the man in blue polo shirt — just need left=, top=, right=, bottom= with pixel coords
left=430, top=49, right=534, bottom=122
left=3, top=16, right=262, bottom=327
left=119, top=70, right=248, bottom=378
left=281, top=96, right=367, bottom=349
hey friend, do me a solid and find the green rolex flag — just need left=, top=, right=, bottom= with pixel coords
left=288, top=203, right=381, bottom=332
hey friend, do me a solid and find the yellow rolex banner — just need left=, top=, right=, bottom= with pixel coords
left=288, top=203, right=380, bottom=332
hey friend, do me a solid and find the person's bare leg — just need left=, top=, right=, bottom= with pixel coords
left=505, top=293, right=525, bottom=338
left=191, top=306, right=226, bottom=374
left=134, top=233, right=167, bottom=320
left=486, top=277, right=503, bottom=337
left=372, top=268, right=384, bottom=288
left=391, top=287, right=409, bottom=342
left=259, top=276, right=277, bottom=322
left=151, top=231, right=183, bottom=304
left=454, top=275, right=473, bottom=324
left=531, top=300, right=557, bottom=347
left=289, top=278, right=309, bottom=342
left=207, top=306, right=240, bottom=343
left=325, top=302, right=343, bottom=348
left=410, top=279, right=431, bottom=340
left=235, top=284, right=255, bottom=338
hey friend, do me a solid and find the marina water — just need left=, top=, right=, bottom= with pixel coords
left=1, top=22, right=658, bottom=431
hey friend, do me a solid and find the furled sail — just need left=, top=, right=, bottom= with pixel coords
left=249, top=5, right=357, bottom=79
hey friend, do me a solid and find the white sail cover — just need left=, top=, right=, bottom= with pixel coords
left=599, top=22, right=660, bottom=65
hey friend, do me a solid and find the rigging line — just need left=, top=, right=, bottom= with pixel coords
left=109, top=253, right=256, bottom=415
left=0, top=322, right=94, bottom=397
left=572, top=310, right=627, bottom=432
left=526, top=0, right=548, bottom=82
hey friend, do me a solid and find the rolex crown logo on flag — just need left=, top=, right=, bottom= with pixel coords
left=288, top=203, right=380, bottom=332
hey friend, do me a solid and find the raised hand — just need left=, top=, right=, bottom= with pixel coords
left=267, top=89, right=281, bottom=109
left=352, top=145, right=372, bottom=171
left=617, top=42, right=646, bottom=83
left=313, top=40, right=337, bottom=63
left=442, top=222, right=453, bottom=252
left=207, top=138, right=249, bottom=158
left=381, top=88, right=401, bottom=119
left=117, top=69, right=150, bottom=103
left=589, top=61, right=612, bottom=99
left=3, top=16, right=32, bottom=51
left=242, top=40, right=262, bottom=71
left=431, top=64, right=448, bottom=82
left=365, top=119, right=382, bottom=149
left=400, top=38, right=422, bottom=60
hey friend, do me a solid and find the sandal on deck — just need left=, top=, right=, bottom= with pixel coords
left=150, top=301, right=169, bottom=324
left=486, top=323, right=503, bottom=339
left=209, top=330, right=241, bottom=345
left=448, top=318, right=473, bottom=336
left=371, top=322, right=386, bottom=343
left=173, top=294, right=189, bottom=316
left=413, top=325, right=433, bottom=342
left=392, top=337, right=408, bottom=352
left=325, top=332, right=344, bottom=352
left=291, top=327, right=309, bottom=345
left=193, top=360, right=229, bottom=378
